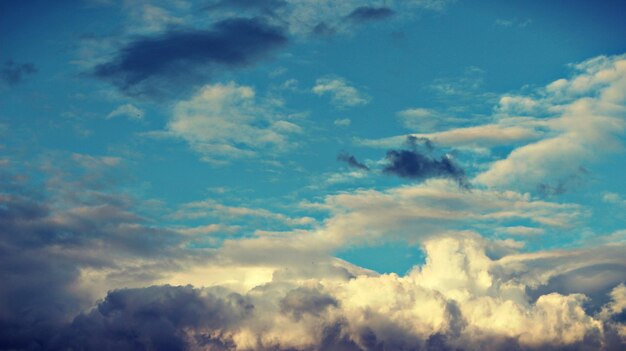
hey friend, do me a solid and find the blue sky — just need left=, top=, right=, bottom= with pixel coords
left=1, top=1, right=626, bottom=350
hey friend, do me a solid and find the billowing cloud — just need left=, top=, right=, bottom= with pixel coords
left=313, top=77, right=370, bottom=108
left=0, top=60, right=37, bottom=86
left=92, top=18, right=287, bottom=97
left=5, top=233, right=624, bottom=350
left=166, top=82, right=302, bottom=163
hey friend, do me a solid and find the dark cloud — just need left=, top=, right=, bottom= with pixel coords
left=280, top=286, right=337, bottom=320
left=0, top=186, right=189, bottom=350
left=383, top=136, right=468, bottom=187
left=346, top=6, right=395, bottom=22
left=92, top=17, right=287, bottom=98
left=0, top=60, right=37, bottom=86
left=337, top=151, right=369, bottom=171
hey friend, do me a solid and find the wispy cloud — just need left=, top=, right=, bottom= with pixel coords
left=313, top=77, right=370, bottom=108
left=165, top=82, right=303, bottom=163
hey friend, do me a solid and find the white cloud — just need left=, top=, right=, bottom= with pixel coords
left=313, top=77, right=370, bottom=108
left=495, top=18, right=532, bottom=28
left=396, top=107, right=467, bottom=132
left=333, top=118, right=351, bottom=126
left=106, top=103, right=144, bottom=120
left=476, top=55, right=626, bottom=190
left=171, top=198, right=316, bottom=227
left=358, top=121, right=544, bottom=151
left=167, top=82, right=303, bottom=163
left=301, top=179, right=586, bottom=249
left=81, top=232, right=625, bottom=350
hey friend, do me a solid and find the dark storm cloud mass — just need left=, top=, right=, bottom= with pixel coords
left=0, top=60, right=37, bottom=86
left=0, top=189, right=187, bottom=350
left=383, top=137, right=468, bottom=187
left=346, top=6, right=395, bottom=22
left=337, top=151, right=369, bottom=171
left=92, top=17, right=287, bottom=97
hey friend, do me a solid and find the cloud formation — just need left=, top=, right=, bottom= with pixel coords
left=92, top=18, right=287, bottom=97
left=476, top=54, right=626, bottom=191
left=383, top=137, right=467, bottom=187
left=166, top=82, right=302, bottom=162
left=5, top=234, right=624, bottom=351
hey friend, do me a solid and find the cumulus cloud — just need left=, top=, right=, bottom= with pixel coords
left=166, top=82, right=302, bottom=163
left=92, top=18, right=287, bottom=97
left=6, top=234, right=624, bottom=350
left=0, top=151, right=624, bottom=350
left=313, top=77, right=370, bottom=108
left=0, top=60, right=37, bottom=86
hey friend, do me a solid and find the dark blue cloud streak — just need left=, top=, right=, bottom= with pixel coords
left=93, top=18, right=287, bottom=97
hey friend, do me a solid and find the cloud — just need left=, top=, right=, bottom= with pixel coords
left=337, top=151, right=369, bottom=171
left=476, top=54, right=626, bottom=191
left=106, top=103, right=144, bottom=120
left=1, top=152, right=624, bottom=350
left=92, top=18, right=287, bottom=97
left=171, top=198, right=315, bottom=228
left=312, top=77, right=370, bottom=108
left=495, top=18, right=532, bottom=28
left=166, top=82, right=302, bottom=163
left=358, top=121, right=544, bottom=151
left=397, top=107, right=466, bottom=132
left=383, top=137, right=467, bottom=187
left=0, top=60, right=37, bottom=86
left=334, top=118, right=351, bottom=126
left=346, top=6, right=395, bottom=22
left=7, top=234, right=624, bottom=350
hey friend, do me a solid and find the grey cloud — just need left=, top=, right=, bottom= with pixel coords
left=280, top=286, right=338, bottom=320
left=383, top=136, right=467, bottom=187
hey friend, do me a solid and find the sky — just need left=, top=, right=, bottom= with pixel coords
left=1, top=0, right=626, bottom=350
